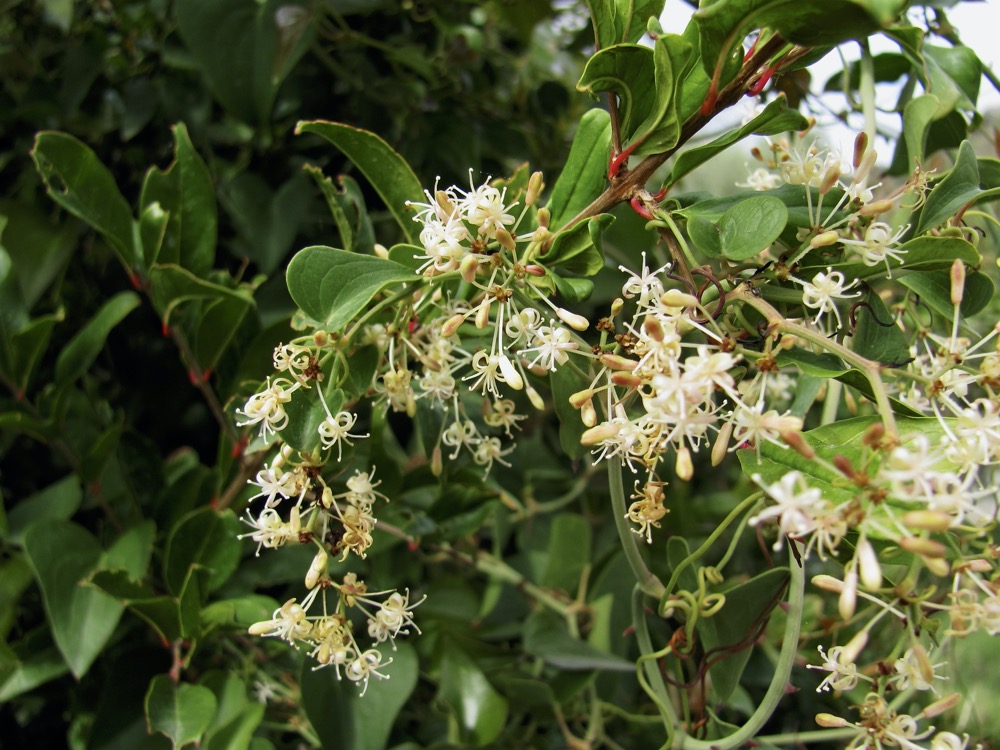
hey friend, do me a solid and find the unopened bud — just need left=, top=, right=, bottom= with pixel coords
left=611, top=372, right=643, bottom=388
left=812, top=574, right=844, bottom=593
left=436, top=190, right=456, bottom=217
left=855, top=148, right=877, bottom=185
left=922, top=555, right=950, bottom=577
left=858, top=198, right=894, bottom=217
left=496, top=228, right=516, bottom=254
left=441, top=312, right=467, bottom=338
left=305, top=548, right=328, bottom=589
left=857, top=538, right=882, bottom=590
left=599, top=353, right=639, bottom=371
left=853, top=132, right=869, bottom=171
left=675, top=446, right=693, bottom=481
left=901, top=510, right=952, bottom=532
left=526, top=384, right=545, bottom=411
left=431, top=444, right=443, bottom=477
left=950, top=259, right=966, bottom=306
left=862, top=422, right=885, bottom=447
left=313, top=331, right=329, bottom=347
left=581, top=399, right=597, bottom=427
left=833, top=455, right=857, bottom=479
left=374, top=243, right=389, bottom=259
left=460, top=253, right=480, bottom=284
left=524, top=264, right=546, bottom=277
left=781, top=430, right=815, bottom=459
left=643, top=316, right=665, bottom=342
left=922, top=692, right=961, bottom=719
left=570, top=389, right=596, bottom=408
left=321, top=486, right=334, bottom=509
left=820, top=163, right=841, bottom=195
left=557, top=307, right=589, bottom=332
left=581, top=423, right=618, bottom=446
left=610, top=298, right=625, bottom=317
left=839, top=569, right=858, bottom=620
left=660, top=289, right=700, bottom=308
left=526, top=171, right=544, bottom=206
left=536, top=207, right=551, bottom=228
left=751, top=146, right=765, bottom=162
left=843, top=630, right=869, bottom=663
left=815, top=713, right=850, bottom=729
left=712, top=421, right=734, bottom=466
left=498, top=355, right=524, bottom=390
left=475, top=300, right=491, bottom=329
left=899, top=536, right=948, bottom=558
left=809, top=230, right=841, bottom=249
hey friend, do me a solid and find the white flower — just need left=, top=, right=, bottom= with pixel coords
left=807, top=645, right=868, bottom=692
left=318, top=410, right=368, bottom=461
left=794, top=267, right=861, bottom=330
left=737, top=166, right=783, bottom=191
left=519, top=324, right=577, bottom=371
left=236, top=377, right=300, bottom=439
left=749, top=471, right=829, bottom=551
left=455, top=175, right=516, bottom=239
left=619, top=252, right=667, bottom=309
left=247, top=464, right=298, bottom=507
left=345, top=648, right=392, bottom=696
left=840, top=221, right=910, bottom=276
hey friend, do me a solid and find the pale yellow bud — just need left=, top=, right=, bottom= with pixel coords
left=712, top=421, right=734, bottom=466
left=922, top=692, right=961, bottom=719
left=460, top=253, right=480, bottom=284
left=858, top=198, right=894, bottom=216
left=660, top=289, right=700, bottom=308
left=815, top=713, right=850, bottom=729
left=643, top=316, right=664, bottom=342
left=899, top=536, right=948, bottom=558
left=526, top=384, right=545, bottom=411
left=498, top=355, right=524, bottom=390
left=314, top=330, right=329, bottom=347
left=321, top=487, right=334, bottom=509
left=922, top=554, right=950, bottom=577
left=526, top=171, right=544, bottom=206
left=305, top=548, right=328, bottom=589
left=675, top=446, right=693, bottom=481
left=581, top=399, right=597, bottom=428
left=475, top=300, right=491, bottom=329
left=581, top=423, right=618, bottom=446
left=441, top=313, right=467, bottom=338
left=524, top=264, right=546, bottom=277
left=809, top=230, right=841, bottom=249
left=950, top=259, right=966, bottom=306
left=436, top=189, right=455, bottom=216
left=599, top=353, right=639, bottom=371
left=374, top=243, right=389, bottom=259
left=857, top=538, right=882, bottom=591
left=556, top=307, right=589, bottom=332
left=611, top=372, right=643, bottom=388
left=901, top=510, right=952, bottom=532
left=610, top=298, right=624, bottom=317
left=431, top=444, right=443, bottom=477
left=496, top=228, right=516, bottom=254
left=842, top=630, right=868, bottom=664
left=839, top=569, right=857, bottom=620
left=812, top=574, right=844, bottom=593
left=536, top=207, right=551, bottom=228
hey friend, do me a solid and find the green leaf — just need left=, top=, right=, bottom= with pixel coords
left=439, top=646, right=509, bottom=747
left=138, top=123, right=217, bottom=275
left=87, top=569, right=183, bottom=643
left=696, top=567, right=789, bottom=702
left=175, top=0, right=314, bottom=124
left=542, top=514, right=591, bottom=593
left=829, top=235, right=981, bottom=282
left=669, top=96, right=809, bottom=186
left=0, top=199, right=77, bottom=309
left=775, top=348, right=849, bottom=378
left=901, top=94, right=942, bottom=167
left=55, top=291, right=141, bottom=383
left=193, top=296, right=253, bottom=373
left=543, top=214, right=614, bottom=276
left=914, top=141, right=1000, bottom=234
left=584, top=0, right=665, bottom=48
left=285, top=246, right=416, bottom=331
left=201, top=673, right=265, bottom=750
left=295, top=121, right=424, bottom=244
left=628, top=34, right=694, bottom=156
left=305, top=167, right=376, bottom=254
left=3, top=474, right=82, bottom=547
left=899, top=269, right=994, bottom=322
left=281, top=385, right=342, bottom=454
left=163, top=508, right=241, bottom=596
left=551, top=273, right=595, bottom=303
left=546, top=109, right=611, bottom=230
left=0, top=640, right=69, bottom=702
left=31, top=132, right=137, bottom=269
left=145, top=674, right=218, bottom=750
left=0, top=309, right=64, bottom=396
left=301, top=641, right=418, bottom=750
left=694, top=195, right=787, bottom=261
left=550, top=362, right=588, bottom=461
left=147, top=264, right=252, bottom=323
left=851, top=287, right=910, bottom=366
left=524, top=609, right=633, bottom=672
left=22, top=521, right=126, bottom=678
left=924, top=43, right=981, bottom=113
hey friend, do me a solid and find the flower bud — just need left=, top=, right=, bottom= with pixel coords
left=858, top=198, right=894, bottom=217
left=611, top=372, right=643, bottom=388
left=441, top=313, right=467, bottom=338
left=599, top=353, right=639, bottom=371
left=950, top=259, right=966, bottom=306
left=901, top=510, right=952, bottom=532
left=842, top=630, right=868, bottom=663
left=610, top=298, right=624, bottom=317
left=675, top=446, right=693, bottom=481
left=922, top=554, right=950, bottom=577
left=498, top=355, right=524, bottom=390
left=857, top=538, right=882, bottom=590
left=526, top=384, right=545, bottom=411
left=460, top=253, right=480, bottom=284
left=475, top=300, right=491, bottom=329
left=305, top=548, right=328, bottom=589
left=853, top=132, right=869, bottom=171
left=570, top=389, right=596, bottom=408
left=660, top=289, right=700, bottom=308
left=321, top=486, right=334, bottom=509
left=436, top=189, right=456, bottom=217
left=374, top=243, right=389, bottom=259
left=643, top=316, right=665, bottom=342
left=581, top=398, right=597, bottom=428
left=815, top=713, right=850, bottom=729
left=839, top=569, right=858, bottom=620
left=922, top=692, right=961, bottom=719
left=809, top=230, right=841, bottom=249
left=431, top=444, right=443, bottom=477
left=899, top=536, right=948, bottom=558
left=820, top=163, right=841, bottom=195
left=712, top=421, right=734, bottom=466
left=536, top=207, right=551, bottom=228
left=526, top=171, right=544, bottom=206
left=781, top=430, right=815, bottom=459
left=557, top=307, right=589, bottom=332
left=581, top=423, right=618, bottom=446
left=812, top=574, right=844, bottom=593
left=314, top=330, right=329, bottom=347
left=496, top=228, right=516, bottom=254
left=524, top=264, right=546, bottom=277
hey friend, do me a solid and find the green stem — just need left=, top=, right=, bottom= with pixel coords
left=859, top=40, right=877, bottom=147
left=636, top=547, right=806, bottom=750
left=755, top=728, right=859, bottom=745
left=609, top=461, right=666, bottom=599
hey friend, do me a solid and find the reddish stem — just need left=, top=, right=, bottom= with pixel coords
left=608, top=141, right=639, bottom=179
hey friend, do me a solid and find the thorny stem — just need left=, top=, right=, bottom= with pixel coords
left=562, top=34, right=794, bottom=230
left=609, top=460, right=667, bottom=600
left=728, top=284, right=900, bottom=438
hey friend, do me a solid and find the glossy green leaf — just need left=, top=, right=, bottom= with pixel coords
left=829, top=235, right=981, bottom=281
left=775, top=349, right=849, bottom=378
left=88, top=569, right=183, bottom=643
left=439, top=646, right=509, bottom=746
left=163, top=508, right=241, bottom=596
left=23, top=522, right=126, bottom=678
left=147, top=264, right=252, bottom=323
left=175, top=0, right=314, bottom=124
left=0, top=640, right=69, bottom=702
left=694, top=195, right=787, bottom=261
left=901, top=94, right=942, bottom=167
left=550, top=361, right=588, bottom=460
left=697, top=567, right=789, bottom=702
left=31, top=131, right=137, bottom=269
left=899, top=268, right=994, bottom=322
left=193, top=296, right=253, bottom=373
left=924, top=43, right=981, bottom=113
left=296, top=121, right=424, bottom=244
left=669, top=96, right=809, bottom=186
left=542, top=513, right=591, bottom=593
left=630, top=34, right=693, bottom=156
left=281, top=386, right=342, bottom=454
left=301, top=642, right=418, bottom=750
left=306, top=167, right=376, bottom=254
left=852, top=287, right=910, bottom=366
left=0, top=308, right=64, bottom=396
left=139, top=123, right=217, bottom=275
left=524, top=609, right=633, bottom=672
left=577, top=45, right=655, bottom=146
left=285, top=246, right=416, bottom=331
left=54, top=291, right=140, bottom=384
left=915, top=141, right=1000, bottom=234
left=546, top=109, right=611, bottom=230
left=0, top=199, right=77, bottom=309
left=3, top=474, right=82, bottom=547
left=145, top=674, right=218, bottom=750
left=551, top=273, right=595, bottom=303
left=543, top=213, right=614, bottom=276
left=201, top=673, right=265, bottom=750
left=584, top=0, right=665, bottom=48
